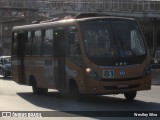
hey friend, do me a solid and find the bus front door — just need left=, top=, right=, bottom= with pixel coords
left=54, top=29, right=67, bottom=90
left=16, top=32, right=26, bottom=84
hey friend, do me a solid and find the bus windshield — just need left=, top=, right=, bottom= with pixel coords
left=80, top=19, right=146, bottom=66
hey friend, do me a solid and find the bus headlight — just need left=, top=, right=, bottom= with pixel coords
left=86, top=68, right=100, bottom=80
left=143, top=64, right=151, bottom=77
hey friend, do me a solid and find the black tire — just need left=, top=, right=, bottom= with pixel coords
left=31, top=79, right=48, bottom=95
left=68, top=81, right=81, bottom=100
left=124, top=91, right=137, bottom=101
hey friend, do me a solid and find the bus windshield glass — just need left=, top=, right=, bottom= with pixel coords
left=80, top=19, right=146, bottom=66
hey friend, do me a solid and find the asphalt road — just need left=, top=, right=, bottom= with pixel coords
left=0, top=76, right=160, bottom=120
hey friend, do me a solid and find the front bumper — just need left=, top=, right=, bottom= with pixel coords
left=81, top=74, right=151, bottom=95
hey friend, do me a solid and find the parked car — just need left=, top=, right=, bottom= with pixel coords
left=0, top=56, right=11, bottom=78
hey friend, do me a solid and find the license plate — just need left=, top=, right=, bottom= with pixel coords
left=117, top=84, right=128, bottom=88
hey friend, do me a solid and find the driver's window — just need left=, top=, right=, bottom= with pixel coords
left=131, top=30, right=145, bottom=55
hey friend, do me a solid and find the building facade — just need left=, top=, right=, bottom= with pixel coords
left=0, top=0, right=160, bottom=56
left=0, top=0, right=38, bottom=55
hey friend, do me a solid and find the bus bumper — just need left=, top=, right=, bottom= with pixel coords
left=81, top=74, right=151, bottom=95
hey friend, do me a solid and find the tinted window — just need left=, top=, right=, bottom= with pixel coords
left=80, top=19, right=146, bottom=66
left=25, top=31, right=32, bottom=55
left=42, top=29, right=54, bottom=55
left=32, top=30, right=42, bottom=55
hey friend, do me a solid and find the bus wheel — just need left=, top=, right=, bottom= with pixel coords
left=69, top=81, right=81, bottom=100
left=124, top=91, right=137, bottom=101
left=31, top=79, right=48, bottom=95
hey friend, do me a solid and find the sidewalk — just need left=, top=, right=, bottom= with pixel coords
left=151, top=69, right=160, bottom=85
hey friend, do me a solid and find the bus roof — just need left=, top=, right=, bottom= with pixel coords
left=12, top=15, right=135, bottom=32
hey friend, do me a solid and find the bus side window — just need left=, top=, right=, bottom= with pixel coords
left=42, top=29, right=54, bottom=55
left=68, top=30, right=82, bottom=66
left=25, top=31, right=32, bottom=55
left=32, top=30, right=42, bottom=55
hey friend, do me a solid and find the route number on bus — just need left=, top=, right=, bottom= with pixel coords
left=103, top=70, right=114, bottom=78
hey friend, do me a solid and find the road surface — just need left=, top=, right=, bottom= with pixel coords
left=0, top=76, right=159, bottom=120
